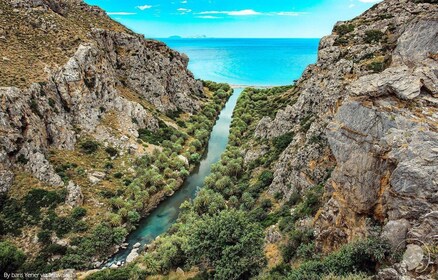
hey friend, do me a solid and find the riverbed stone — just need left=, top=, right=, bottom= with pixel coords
left=126, top=248, right=139, bottom=263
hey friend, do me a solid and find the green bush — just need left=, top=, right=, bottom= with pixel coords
left=367, top=61, right=385, bottom=73
left=334, top=24, right=354, bottom=36
left=273, top=132, right=294, bottom=153
left=17, top=154, right=28, bottom=165
left=80, top=140, right=99, bottom=154
left=23, top=189, right=65, bottom=218
left=281, top=228, right=314, bottom=263
left=37, top=230, right=52, bottom=245
left=0, top=241, right=26, bottom=272
left=286, top=238, right=392, bottom=279
left=364, top=30, right=384, bottom=44
left=71, top=207, right=87, bottom=220
left=105, top=146, right=119, bottom=157
left=186, top=209, right=266, bottom=280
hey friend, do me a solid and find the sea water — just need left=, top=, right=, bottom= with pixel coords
left=161, top=38, right=320, bottom=86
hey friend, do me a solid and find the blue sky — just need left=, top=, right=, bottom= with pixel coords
left=84, top=0, right=382, bottom=38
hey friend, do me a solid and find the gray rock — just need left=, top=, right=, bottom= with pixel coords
left=265, top=226, right=282, bottom=243
left=65, top=181, right=83, bottom=207
left=40, top=269, right=76, bottom=280
left=126, top=248, right=139, bottom=263
left=377, top=268, right=400, bottom=280
left=381, top=219, right=410, bottom=250
left=402, top=244, right=424, bottom=271
left=0, top=169, right=14, bottom=194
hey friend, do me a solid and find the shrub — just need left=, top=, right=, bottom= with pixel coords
left=286, top=238, right=392, bottom=279
left=364, top=30, right=384, bottom=44
left=86, top=267, right=140, bottom=280
left=105, top=146, right=118, bottom=157
left=71, top=207, right=87, bottom=220
left=273, top=132, right=294, bottom=152
left=0, top=241, right=26, bottom=272
left=17, top=154, right=28, bottom=165
left=80, top=140, right=99, bottom=154
left=23, top=189, right=65, bottom=218
left=334, top=37, right=349, bottom=46
left=281, top=228, right=314, bottom=263
left=186, top=210, right=266, bottom=280
left=334, top=24, right=354, bottom=36
left=367, top=61, right=385, bottom=73
left=37, top=230, right=52, bottom=245
left=259, top=170, right=274, bottom=187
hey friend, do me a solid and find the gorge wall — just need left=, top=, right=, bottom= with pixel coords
left=251, top=0, right=437, bottom=276
left=0, top=0, right=203, bottom=195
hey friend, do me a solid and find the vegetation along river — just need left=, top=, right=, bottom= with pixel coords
left=107, top=88, right=244, bottom=266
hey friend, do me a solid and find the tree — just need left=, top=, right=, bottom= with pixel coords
left=0, top=241, right=26, bottom=273
left=186, top=210, right=266, bottom=280
left=193, top=189, right=226, bottom=216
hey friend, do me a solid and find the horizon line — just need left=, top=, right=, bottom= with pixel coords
left=154, top=37, right=322, bottom=39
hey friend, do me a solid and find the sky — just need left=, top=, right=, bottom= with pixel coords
left=84, top=0, right=383, bottom=38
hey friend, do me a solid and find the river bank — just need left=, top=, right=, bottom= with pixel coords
left=103, top=88, right=244, bottom=267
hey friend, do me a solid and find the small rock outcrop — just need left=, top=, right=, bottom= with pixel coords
left=65, top=181, right=83, bottom=207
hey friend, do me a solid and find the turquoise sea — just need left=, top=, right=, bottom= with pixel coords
left=161, top=38, right=320, bottom=86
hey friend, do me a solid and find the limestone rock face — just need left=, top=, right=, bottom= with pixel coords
left=65, top=181, right=83, bottom=207
left=0, top=0, right=205, bottom=189
left=252, top=0, right=438, bottom=262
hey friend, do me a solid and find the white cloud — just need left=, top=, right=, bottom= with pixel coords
left=228, top=9, right=260, bottom=16
left=177, top=8, right=192, bottom=14
left=137, top=5, right=152, bottom=10
left=181, top=0, right=187, bottom=3
left=197, top=9, right=305, bottom=16
left=107, top=12, right=136, bottom=15
left=349, top=4, right=356, bottom=8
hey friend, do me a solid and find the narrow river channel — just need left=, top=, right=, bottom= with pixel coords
left=106, top=88, right=243, bottom=266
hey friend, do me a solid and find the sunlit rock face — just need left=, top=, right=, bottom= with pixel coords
left=252, top=0, right=437, bottom=257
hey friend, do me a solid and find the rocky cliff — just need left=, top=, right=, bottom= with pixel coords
left=0, top=0, right=231, bottom=270
left=252, top=0, right=437, bottom=277
left=0, top=0, right=204, bottom=193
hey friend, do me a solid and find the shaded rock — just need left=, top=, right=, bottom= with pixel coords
left=381, top=219, right=410, bottom=250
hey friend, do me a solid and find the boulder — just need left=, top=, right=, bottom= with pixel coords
left=65, top=181, right=83, bottom=207
left=126, top=248, right=139, bottom=263
left=381, top=219, right=410, bottom=250
left=402, top=244, right=424, bottom=271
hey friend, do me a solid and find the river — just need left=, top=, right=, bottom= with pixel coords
left=106, top=88, right=243, bottom=266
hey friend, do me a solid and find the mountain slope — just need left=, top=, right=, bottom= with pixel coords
left=0, top=0, right=232, bottom=272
